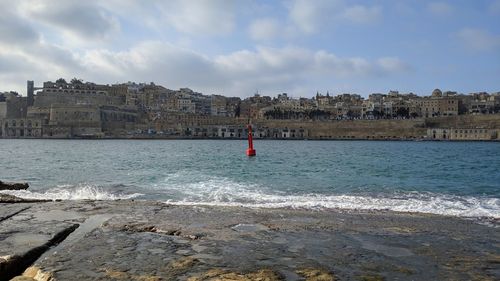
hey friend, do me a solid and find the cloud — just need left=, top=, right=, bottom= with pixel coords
left=0, top=52, right=31, bottom=73
left=0, top=41, right=85, bottom=95
left=86, top=0, right=236, bottom=36
left=248, top=18, right=282, bottom=41
left=0, top=0, right=422, bottom=96
left=21, top=1, right=120, bottom=41
left=427, top=2, right=453, bottom=17
left=0, top=12, right=39, bottom=46
left=287, top=0, right=381, bottom=34
left=288, top=0, right=343, bottom=34
left=0, top=2, right=85, bottom=91
left=77, top=44, right=409, bottom=96
left=156, top=0, right=235, bottom=36
left=217, top=46, right=409, bottom=93
left=82, top=42, right=220, bottom=88
left=376, top=57, right=411, bottom=73
left=342, top=5, right=382, bottom=24
left=456, top=28, right=500, bottom=51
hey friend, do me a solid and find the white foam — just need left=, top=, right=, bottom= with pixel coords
left=167, top=194, right=500, bottom=218
left=156, top=174, right=500, bottom=219
left=1, top=184, right=142, bottom=201
left=4, top=174, right=499, bottom=219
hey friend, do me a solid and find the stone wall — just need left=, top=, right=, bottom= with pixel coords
left=35, top=91, right=125, bottom=108
left=255, top=118, right=426, bottom=140
left=424, top=114, right=500, bottom=129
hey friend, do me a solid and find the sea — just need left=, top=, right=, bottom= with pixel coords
left=1, top=139, right=499, bottom=219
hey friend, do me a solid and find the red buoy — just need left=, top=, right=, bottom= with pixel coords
left=246, top=124, right=256, bottom=156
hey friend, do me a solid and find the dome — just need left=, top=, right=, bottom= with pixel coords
left=432, top=88, right=442, bottom=97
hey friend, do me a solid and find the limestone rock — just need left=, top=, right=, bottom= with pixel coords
left=296, top=268, right=336, bottom=281
left=0, top=181, right=29, bottom=191
left=187, top=268, right=283, bottom=281
left=0, top=194, right=49, bottom=203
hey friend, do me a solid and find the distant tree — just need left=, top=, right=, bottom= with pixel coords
left=71, top=78, right=83, bottom=84
left=55, top=78, right=67, bottom=84
left=264, top=108, right=283, bottom=119
left=234, top=104, right=241, bottom=117
left=307, top=109, right=330, bottom=121
left=396, top=107, right=409, bottom=118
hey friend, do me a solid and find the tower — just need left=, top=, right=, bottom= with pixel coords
left=27, top=80, right=34, bottom=106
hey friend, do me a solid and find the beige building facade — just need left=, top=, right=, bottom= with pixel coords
left=427, top=128, right=498, bottom=140
left=0, top=118, right=43, bottom=138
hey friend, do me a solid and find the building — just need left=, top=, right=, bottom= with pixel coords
left=27, top=80, right=34, bottom=106
left=420, top=89, right=459, bottom=117
left=34, top=80, right=125, bottom=108
left=0, top=118, right=43, bottom=138
left=44, top=104, right=103, bottom=138
left=427, top=128, right=498, bottom=140
left=211, top=95, right=228, bottom=116
left=0, top=92, right=27, bottom=119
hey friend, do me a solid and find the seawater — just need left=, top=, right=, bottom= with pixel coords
left=1, top=139, right=499, bottom=218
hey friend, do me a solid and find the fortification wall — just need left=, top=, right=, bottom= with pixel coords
left=254, top=119, right=426, bottom=139
left=424, top=114, right=500, bottom=129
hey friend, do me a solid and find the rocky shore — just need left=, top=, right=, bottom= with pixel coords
left=0, top=195, right=499, bottom=281
left=0, top=182, right=29, bottom=191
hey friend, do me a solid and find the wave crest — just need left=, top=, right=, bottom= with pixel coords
left=1, top=184, right=142, bottom=201
left=156, top=174, right=500, bottom=218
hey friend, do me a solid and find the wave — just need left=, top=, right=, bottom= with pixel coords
left=1, top=184, right=143, bottom=201
left=155, top=173, right=500, bottom=219
left=3, top=175, right=499, bottom=219
left=167, top=193, right=500, bottom=219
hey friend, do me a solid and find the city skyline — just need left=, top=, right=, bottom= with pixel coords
left=0, top=0, right=499, bottom=97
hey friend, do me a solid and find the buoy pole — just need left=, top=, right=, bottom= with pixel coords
left=246, top=124, right=256, bottom=156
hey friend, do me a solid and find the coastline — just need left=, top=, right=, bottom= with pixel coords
left=2, top=136, right=500, bottom=142
left=1, top=197, right=499, bottom=280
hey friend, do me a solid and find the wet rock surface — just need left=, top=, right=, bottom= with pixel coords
left=0, top=203, right=78, bottom=281
left=0, top=200, right=498, bottom=280
left=0, top=194, right=50, bottom=204
left=0, top=181, right=29, bottom=191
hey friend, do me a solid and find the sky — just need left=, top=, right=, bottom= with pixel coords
left=0, top=0, right=499, bottom=98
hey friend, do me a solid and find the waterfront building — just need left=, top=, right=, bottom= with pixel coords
left=0, top=118, right=43, bottom=138
left=45, top=104, right=102, bottom=138
left=427, top=128, right=498, bottom=140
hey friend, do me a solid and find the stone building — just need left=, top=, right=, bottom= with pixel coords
left=0, top=92, right=27, bottom=119
left=427, top=128, right=498, bottom=140
left=34, top=81, right=125, bottom=108
left=180, top=124, right=308, bottom=139
left=211, top=95, right=229, bottom=116
left=420, top=90, right=459, bottom=117
left=0, top=118, right=43, bottom=138
left=450, top=128, right=498, bottom=140
left=100, top=106, right=139, bottom=134
left=45, top=104, right=103, bottom=138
